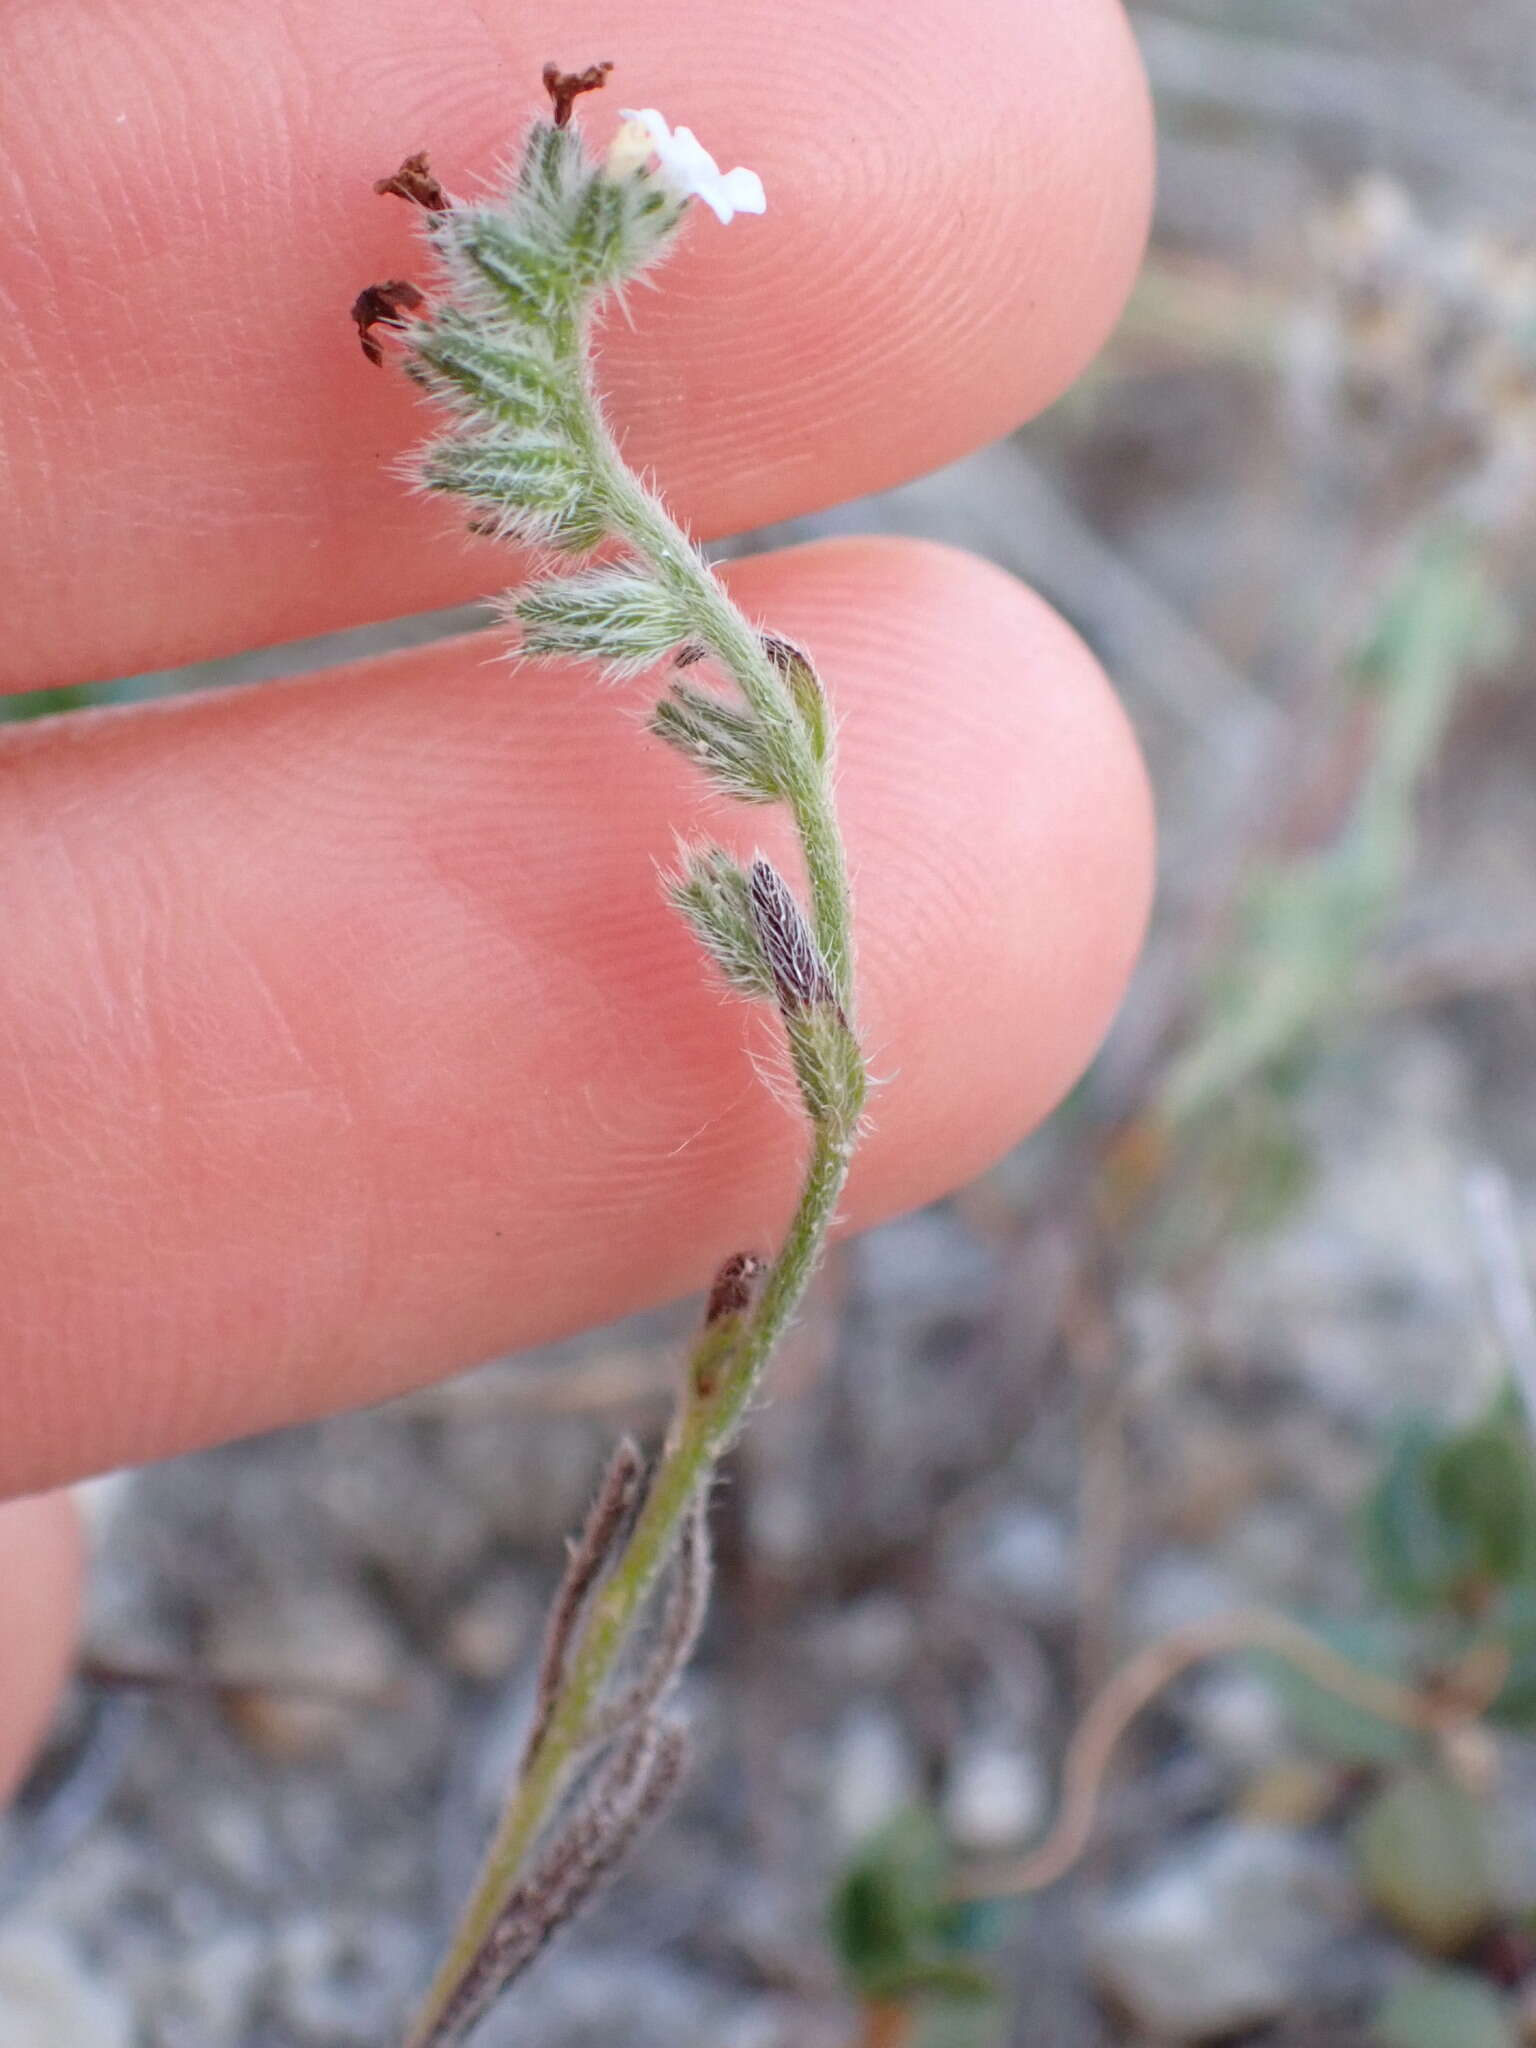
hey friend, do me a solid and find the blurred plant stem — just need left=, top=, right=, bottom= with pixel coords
left=952, top=1608, right=1506, bottom=1904
left=1090, top=518, right=1505, bottom=1266
left=859, top=2001, right=916, bottom=2048
left=1161, top=522, right=1498, bottom=1127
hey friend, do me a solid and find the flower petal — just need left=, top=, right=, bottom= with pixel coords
left=720, top=166, right=767, bottom=218
left=616, top=107, right=764, bottom=225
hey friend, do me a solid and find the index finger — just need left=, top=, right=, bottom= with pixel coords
left=1, top=0, right=1151, bottom=687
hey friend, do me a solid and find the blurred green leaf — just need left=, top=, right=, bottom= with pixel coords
left=1372, top=1968, right=1518, bottom=2048
left=865, top=1960, right=997, bottom=2004
left=1251, top=1619, right=1417, bottom=1765
left=831, top=1810, right=1011, bottom=2042
left=1361, top=1397, right=1536, bottom=1621
left=1352, top=1767, right=1495, bottom=1952
left=1482, top=1587, right=1536, bottom=1730
left=1432, top=1421, right=1536, bottom=1588
left=829, top=1810, right=954, bottom=1995
left=1361, top=1421, right=1481, bottom=1615
left=911, top=1994, right=1010, bottom=2048
left=935, top=1896, right=1018, bottom=1957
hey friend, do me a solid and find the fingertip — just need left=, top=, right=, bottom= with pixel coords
left=726, top=535, right=1154, bottom=1217
left=0, top=533, right=1151, bottom=1486
left=0, top=1491, right=82, bottom=1806
left=3, top=0, right=1154, bottom=682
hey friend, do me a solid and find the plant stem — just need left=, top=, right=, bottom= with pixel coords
left=405, top=351, right=863, bottom=2048
left=951, top=1607, right=1510, bottom=1904
left=859, top=2000, right=917, bottom=2048
left=565, top=358, right=856, bottom=1008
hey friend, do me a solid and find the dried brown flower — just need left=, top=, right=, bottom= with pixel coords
left=373, top=150, right=450, bottom=213
left=542, top=60, right=613, bottom=129
left=351, top=279, right=425, bottom=366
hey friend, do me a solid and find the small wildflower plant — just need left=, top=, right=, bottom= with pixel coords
left=354, top=62, right=868, bottom=2047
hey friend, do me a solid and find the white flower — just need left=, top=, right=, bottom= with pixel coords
left=608, top=108, right=766, bottom=226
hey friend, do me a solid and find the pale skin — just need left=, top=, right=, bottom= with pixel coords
left=0, top=0, right=1155, bottom=1799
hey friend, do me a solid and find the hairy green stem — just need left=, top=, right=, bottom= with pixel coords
left=560, top=343, right=856, bottom=1008
left=606, top=469, right=856, bottom=1004
left=405, top=340, right=863, bottom=2048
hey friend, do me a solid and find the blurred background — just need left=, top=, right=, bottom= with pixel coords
left=7, top=3, right=1536, bottom=2043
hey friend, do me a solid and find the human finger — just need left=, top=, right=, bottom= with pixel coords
left=0, top=0, right=1152, bottom=686
left=0, top=536, right=1152, bottom=1493
left=0, top=1493, right=82, bottom=1805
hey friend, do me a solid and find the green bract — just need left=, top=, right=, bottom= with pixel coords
left=402, top=118, right=684, bottom=552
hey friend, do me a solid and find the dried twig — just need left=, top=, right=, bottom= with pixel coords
left=519, top=1440, right=645, bottom=1771
left=954, top=1608, right=1507, bottom=1901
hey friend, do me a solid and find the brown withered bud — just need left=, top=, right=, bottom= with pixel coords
left=761, top=633, right=809, bottom=674
left=705, top=1252, right=764, bottom=1325
left=747, top=859, right=838, bottom=1015
left=543, top=60, right=613, bottom=128
left=351, top=279, right=424, bottom=366
left=521, top=1441, right=645, bottom=1769
left=372, top=150, right=449, bottom=212
left=762, top=632, right=830, bottom=762
left=673, top=641, right=708, bottom=669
